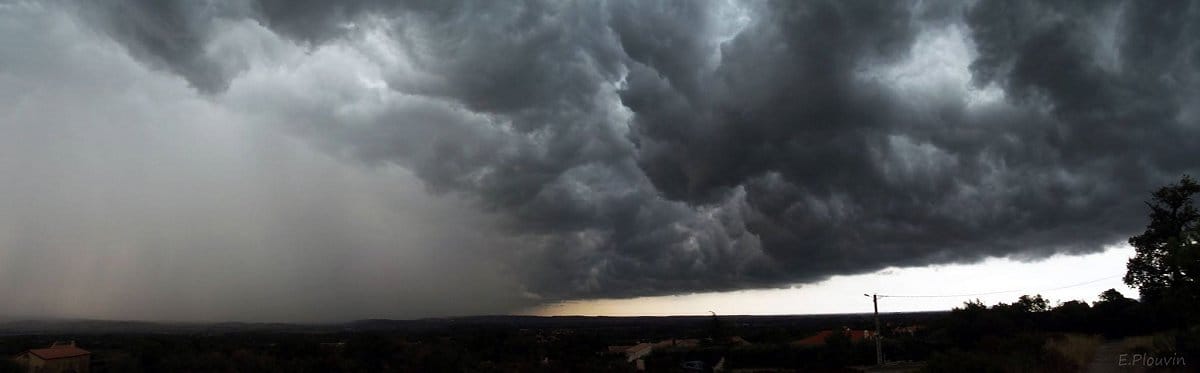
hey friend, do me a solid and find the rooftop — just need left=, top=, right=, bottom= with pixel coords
left=26, top=343, right=90, bottom=360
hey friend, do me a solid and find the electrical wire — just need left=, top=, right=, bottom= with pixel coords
left=875, top=274, right=1124, bottom=299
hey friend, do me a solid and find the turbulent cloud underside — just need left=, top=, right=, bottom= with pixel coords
left=1, top=0, right=1198, bottom=319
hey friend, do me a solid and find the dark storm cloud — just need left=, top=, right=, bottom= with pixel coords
left=61, top=0, right=1200, bottom=302
left=71, top=0, right=251, bottom=93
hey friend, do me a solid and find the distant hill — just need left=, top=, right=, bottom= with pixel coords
left=0, top=311, right=948, bottom=335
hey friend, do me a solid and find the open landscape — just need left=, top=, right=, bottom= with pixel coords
left=2, top=295, right=1197, bottom=372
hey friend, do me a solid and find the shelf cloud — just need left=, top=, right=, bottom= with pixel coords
left=1, top=0, right=1197, bottom=320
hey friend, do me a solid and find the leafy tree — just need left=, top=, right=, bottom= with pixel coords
left=1124, top=175, right=1200, bottom=306
left=1015, top=295, right=1049, bottom=313
left=1098, top=288, right=1130, bottom=304
left=1052, top=300, right=1090, bottom=312
left=1048, top=300, right=1092, bottom=332
left=1092, top=288, right=1142, bottom=337
left=961, top=299, right=988, bottom=311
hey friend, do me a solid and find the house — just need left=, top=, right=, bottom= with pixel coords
left=625, top=343, right=653, bottom=362
left=728, top=336, right=752, bottom=346
left=605, top=338, right=711, bottom=370
left=891, top=325, right=924, bottom=335
left=12, top=341, right=91, bottom=373
left=791, top=328, right=875, bottom=347
left=600, top=342, right=656, bottom=371
left=652, top=338, right=700, bottom=349
left=844, top=330, right=873, bottom=342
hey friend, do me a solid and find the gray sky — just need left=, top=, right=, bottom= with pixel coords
left=0, top=0, right=1197, bottom=322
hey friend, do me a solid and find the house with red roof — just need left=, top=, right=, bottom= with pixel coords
left=791, top=328, right=875, bottom=347
left=12, top=341, right=90, bottom=373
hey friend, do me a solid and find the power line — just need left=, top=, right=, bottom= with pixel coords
left=1036, top=275, right=1125, bottom=292
left=876, top=274, right=1124, bottom=299
left=864, top=275, right=1126, bottom=366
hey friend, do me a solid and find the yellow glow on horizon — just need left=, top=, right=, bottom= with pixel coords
left=523, top=245, right=1138, bottom=317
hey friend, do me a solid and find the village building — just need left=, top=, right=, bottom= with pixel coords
left=12, top=341, right=91, bottom=373
left=791, top=328, right=875, bottom=347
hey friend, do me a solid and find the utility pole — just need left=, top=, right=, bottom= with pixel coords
left=865, top=293, right=882, bottom=366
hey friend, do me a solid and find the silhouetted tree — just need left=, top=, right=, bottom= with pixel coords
left=1098, top=288, right=1129, bottom=304
left=1124, top=175, right=1200, bottom=320
left=1052, top=300, right=1090, bottom=313
left=1091, top=288, right=1142, bottom=336
left=1015, top=295, right=1049, bottom=313
left=1048, top=300, right=1092, bottom=332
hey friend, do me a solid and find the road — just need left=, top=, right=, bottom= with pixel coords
left=1086, top=341, right=1146, bottom=373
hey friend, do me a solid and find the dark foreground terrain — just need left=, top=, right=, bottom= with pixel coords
left=0, top=312, right=921, bottom=372
left=2, top=293, right=1197, bottom=372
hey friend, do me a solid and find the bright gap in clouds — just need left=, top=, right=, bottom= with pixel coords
left=528, top=244, right=1137, bottom=316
